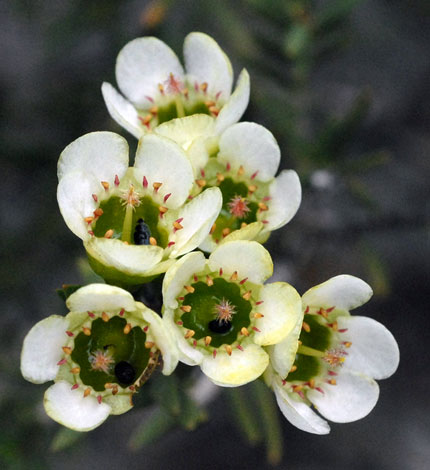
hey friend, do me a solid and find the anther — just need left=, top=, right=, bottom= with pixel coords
left=237, top=345, right=244, bottom=351
left=209, top=106, right=219, bottom=116
left=102, top=312, right=109, bottom=322
left=252, top=326, right=261, bottom=332
left=83, top=388, right=91, bottom=398
left=204, top=336, right=212, bottom=346
left=70, top=367, right=80, bottom=374
left=225, top=345, right=232, bottom=356
left=143, top=176, right=148, bottom=188
left=219, top=268, right=223, bottom=276
left=256, top=300, right=264, bottom=305
left=248, top=184, right=257, bottom=194
left=92, top=194, right=98, bottom=202
left=94, top=208, right=103, bottom=217
left=114, top=175, right=120, bottom=186
left=101, top=181, right=109, bottom=190
left=210, top=223, right=216, bottom=234
left=302, top=321, right=311, bottom=333
left=239, top=277, right=248, bottom=285
left=184, top=330, right=195, bottom=339
left=290, top=365, right=297, bottom=373
left=139, top=115, right=151, bottom=125
left=119, top=309, right=125, bottom=316
left=84, top=216, right=94, bottom=224
left=309, top=379, right=315, bottom=389
left=292, top=385, right=303, bottom=393
left=158, top=83, right=165, bottom=94
left=230, top=271, right=238, bottom=281
left=145, top=341, right=155, bottom=349
left=104, top=229, right=114, bottom=239
left=173, top=221, right=183, bottom=231
left=216, top=172, right=224, bottom=183
left=258, top=202, right=269, bottom=211
left=149, top=237, right=157, bottom=246
left=104, top=383, right=115, bottom=389
left=192, top=340, right=197, bottom=348
left=240, top=327, right=249, bottom=336
left=205, top=100, right=216, bottom=107
left=251, top=171, right=259, bottom=180
left=253, top=313, right=264, bottom=319
left=180, top=305, right=192, bottom=313
left=153, top=182, right=162, bottom=192
left=226, top=162, right=231, bottom=171
left=241, top=222, right=247, bottom=228
left=206, top=275, right=214, bottom=286
left=57, top=359, right=67, bottom=366
left=328, top=379, right=337, bottom=385
left=343, top=342, right=352, bottom=348
left=82, top=327, right=91, bottom=336
left=71, top=384, right=79, bottom=390
left=150, top=106, right=158, bottom=114
left=112, top=386, right=118, bottom=396
left=123, top=323, right=132, bottom=334
left=66, top=330, right=74, bottom=337
left=184, top=285, right=195, bottom=293
left=213, top=349, right=217, bottom=358
left=159, top=206, right=168, bottom=215
left=97, top=395, right=103, bottom=404
left=222, top=228, right=231, bottom=237
left=242, top=290, right=252, bottom=300
left=200, top=82, right=208, bottom=92
left=196, top=179, right=206, bottom=188
left=62, top=346, right=72, bottom=355
left=163, top=193, right=171, bottom=203
left=304, top=306, right=310, bottom=314
left=237, top=165, right=244, bottom=177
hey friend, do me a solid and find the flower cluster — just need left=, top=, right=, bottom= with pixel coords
left=21, top=32, right=398, bottom=434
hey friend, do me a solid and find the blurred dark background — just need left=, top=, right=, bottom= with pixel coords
left=1, top=0, right=429, bottom=469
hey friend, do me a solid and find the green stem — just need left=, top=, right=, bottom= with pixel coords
left=175, top=95, right=185, bottom=118
left=297, top=344, right=325, bottom=357
left=121, top=204, right=133, bottom=243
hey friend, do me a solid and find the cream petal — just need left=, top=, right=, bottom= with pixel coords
left=337, top=316, right=400, bottom=379
left=208, top=240, right=273, bottom=284
left=198, top=234, right=218, bottom=253
left=302, top=275, right=373, bottom=311
left=218, top=221, right=264, bottom=246
left=259, top=170, right=301, bottom=232
left=162, top=252, right=206, bottom=309
left=268, top=313, right=303, bottom=378
left=115, top=37, right=184, bottom=107
left=57, top=131, right=129, bottom=183
left=57, top=172, right=99, bottom=240
left=218, top=122, right=280, bottom=182
left=183, top=32, right=233, bottom=102
left=307, top=371, right=379, bottom=423
left=101, top=82, right=145, bottom=139
left=102, top=394, right=133, bottom=416
left=134, top=134, right=194, bottom=208
left=141, top=307, right=179, bottom=375
left=214, top=68, right=250, bottom=134
left=21, top=316, right=69, bottom=384
left=273, top=381, right=330, bottom=434
left=169, top=187, right=222, bottom=258
left=253, top=282, right=302, bottom=346
left=163, top=307, right=204, bottom=366
left=200, top=343, right=269, bottom=387
left=44, top=382, right=111, bottom=431
left=66, top=283, right=136, bottom=313
left=84, top=237, right=164, bottom=277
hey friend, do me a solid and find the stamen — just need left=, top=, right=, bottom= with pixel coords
left=94, top=208, right=103, bottom=218
left=242, top=290, right=252, bottom=300
left=104, top=229, right=114, bottom=239
left=251, top=171, right=259, bottom=180
left=145, top=341, right=155, bottom=348
left=101, top=181, right=109, bottom=190
left=206, top=275, right=214, bottom=286
left=237, top=165, right=244, bottom=177
left=62, top=346, right=72, bottom=355
left=92, top=194, right=98, bottom=202
left=258, top=202, right=269, bottom=211
left=97, top=395, right=103, bottom=404
left=240, top=327, right=249, bottom=336
left=82, top=327, right=91, bottom=336
left=123, top=323, right=132, bottom=334
left=83, top=388, right=91, bottom=398
left=163, top=193, right=171, bottom=203
left=114, top=175, right=120, bottom=186
left=159, top=206, right=168, bottom=215
left=143, top=176, right=148, bottom=188
left=210, top=223, right=216, bottom=234
left=184, top=285, right=195, bottom=293
left=153, top=182, right=162, bottom=192
left=302, top=321, right=311, bottom=333
left=290, top=365, right=297, bottom=373
left=204, top=336, right=212, bottom=346
left=222, top=228, right=231, bottom=237
left=66, top=331, right=74, bottom=337
left=239, top=277, right=248, bottom=285
left=253, top=313, right=264, bottom=319
left=71, top=384, right=79, bottom=390
left=149, top=237, right=157, bottom=246
left=57, top=359, right=67, bottom=366
left=216, top=172, right=224, bottom=183
left=230, top=271, right=238, bottom=281
left=248, top=184, right=257, bottom=194
left=84, top=216, right=94, bottom=224
left=225, top=345, right=232, bottom=356
left=196, top=179, right=206, bottom=188
left=237, top=345, right=244, bottom=351
left=70, top=367, right=80, bottom=374
left=180, top=305, right=192, bottom=313
left=184, top=330, right=195, bottom=339
left=102, top=312, right=109, bottom=322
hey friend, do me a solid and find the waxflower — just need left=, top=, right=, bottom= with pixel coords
left=57, top=131, right=222, bottom=286
left=20, top=284, right=178, bottom=431
left=101, top=32, right=249, bottom=139
left=153, top=114, right=302, bottom=251
left=162, top=240, right=302, bottom=386
left=265, top=275, right=400, bottom=434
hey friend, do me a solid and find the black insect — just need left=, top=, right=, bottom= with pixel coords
left=114, top=361, right=136, bottom=385
left=134, top=218, right=151, bottom=245
left=208, top=319, right=233, bottom=334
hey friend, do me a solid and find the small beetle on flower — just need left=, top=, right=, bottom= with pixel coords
left=102, top=32, right=250, bottom=139
left=265, top=275, right=400, bottom=434
left=162, top=240, right=302, bottom=387
left=57, top=131, right=222, bottom=286
left=20, top=284, right=178, bottom=431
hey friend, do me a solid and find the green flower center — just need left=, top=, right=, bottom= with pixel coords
left=92, top=195, right=169, bottom=248
left=71, top=316, right=149, bottom=391
left=181, top=278, right=252, bottom=348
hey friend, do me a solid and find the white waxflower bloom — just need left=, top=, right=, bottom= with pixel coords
left=102, top=32, right=250, bottom=139
left=21, top=284, right=178, bottom=431
left=265, top=275, right=400, bottom=434
left=162, top=240, right=302, bottom=387
left=152, top=115, right=301, bottom=251
left=57, top=131, right=222, bottom=285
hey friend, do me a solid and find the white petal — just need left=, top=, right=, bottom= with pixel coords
left=141, top=307, right=179, bottom=375
left=268, top=313, right=303, bottom=378
left=208, top=240, right=273, bottom=284
left=163, top=308, right=204, bottom=366
left=154, top=114, right=215, bottom=150
left=21, top=316, right=69, bottom=384
left=302, top=275, right=373, bottom=311
left=307, top=371, right=379, bottom=423
left=215, top=68, right=250, bottom=134
left=169, top=187, right=222, bottom=258
left=134, top=134, right=194, bottom=208
left=183, top=32, right=233, bottom=102
left=218, top=122, right=280, bottom=182
left=273, top=381, right=330, bottom=434
left=260, top=170, right=301, bottom=232
left=198, top=233, right=218, bottom=254
left=337, top=316, right=399, bottom=379
left=44, top=382, right=111, bottom=431
left=66, top=283, right=136, bottom=313
left=200, top=343, right=269, bottom=387
left=254, top=282, right=302, bottom=346
left=84, top=238, right=164, bottom=277
left=115, top=37, right=184, bottom=107
left=101, top=82, right=145, bottom=139
left=57, top=131, right=129, bottom=182
left=162, top=251, right=206, bottom=309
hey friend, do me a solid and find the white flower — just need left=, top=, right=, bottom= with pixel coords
left=162, top=240, right=302, bottom=387
left=57, top=131, right=222, bottom=285
left=20, top=284, right=178, bottom=431
left=265, top=275, right=400, bottom=434
left=102, top=32, right=250, bottom=138
left=153, top=115, right=301, bottom=251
